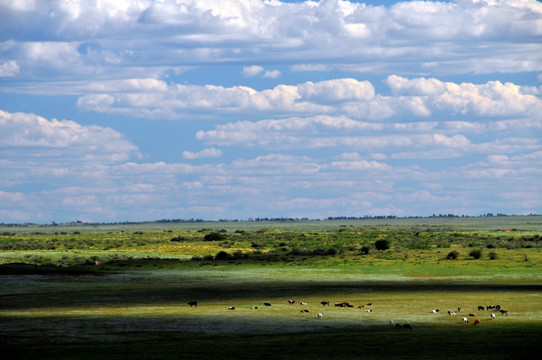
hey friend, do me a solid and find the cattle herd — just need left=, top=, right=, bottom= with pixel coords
left=186, top=299, right=509, bottom=329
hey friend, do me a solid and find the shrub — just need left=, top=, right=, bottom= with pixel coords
left=233, top=250, right=246, bottom=259
left=446, top=250, right=460, bottom=260
left=374, top=239, right=390, bottom=251
left=214, top=251, right=230, bottom=260
left=469, top=249, right=483, bottom=259
left=170, top=236, right=188, bottom=242
left=204, top=232, right=225, bottom=241
left=360, top=246, right=371, bottom=255
left=488, top=251, right=498, bottom=260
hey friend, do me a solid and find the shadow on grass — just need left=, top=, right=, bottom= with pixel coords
left=1, top=264, right=541, bottom=310
left=1, top=319, right=541, bottom=360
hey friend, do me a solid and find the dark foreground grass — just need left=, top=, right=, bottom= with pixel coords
left=2, top=320, right=540, bottom=360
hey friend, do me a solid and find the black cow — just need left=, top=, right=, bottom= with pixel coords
left=188, top=301, right=198, bottom=307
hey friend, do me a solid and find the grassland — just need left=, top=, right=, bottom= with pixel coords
left=0, top=216, right=541, bottom=359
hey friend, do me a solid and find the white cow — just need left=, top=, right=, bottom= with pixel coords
left=491, top=313, right=495, bottom=320
left=462, top=317, right=468, bottom=323
left=317, top=313, right=323, bottom=319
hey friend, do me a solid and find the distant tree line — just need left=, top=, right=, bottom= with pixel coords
left=1, top=213, right=537, bottom=227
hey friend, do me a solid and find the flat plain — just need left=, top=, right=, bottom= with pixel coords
left=0, top=216, right=541, bottom=359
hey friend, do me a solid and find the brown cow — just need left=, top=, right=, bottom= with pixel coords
left=320, top=301, right=330, bottom=307
left=474, top=319, right=481, bottom=325
left=395, top=323, right=402, bottom=329
left=468, top=313, right=477, bottom=317
left=500, top=309, right=509, bottom=316
left=288, top=299, right=296, bottom=304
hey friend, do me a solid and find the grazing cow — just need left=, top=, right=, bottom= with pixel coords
left=395, top=323, right=402, bottom=329
left=366, top=309, right=373, bottom=313
left=367, top=303, right=373, bottom=306
left=448, top=311, right=456, bottom=316
left=487, top=305, right=496, bottom=310
left=187, top=301, right=198, bottom=307
left=228, top=306, right=235, bottom=310
left=263, top=303, right=272, bottom=306
left=250, top=306, right=258, bottom=310
left=491, top=313, right=495, bottom=320
left=320, top=301, right=330, bottom=307
left=468, top=313, right=477, bottom=317
left=300, top=309, right=310, bottom=313
left=317, top=313, right=323, bottom=319
left=403, top=324, right=413, bottom=330
left=431, top=309, right=440, bottom=314
left=462, top=317, right=468, bottom=323
left=457, top=307, right=462, bottom=312
left=389, top=320, right=394, bottom=325
left=288, top=299, right=296, bottom=305
left=358, top=305, right=365, bottom=309
left=496, top=305, right=501, bottom=311
left=500, top=309, right=509, bottom=316
left=478, top=306, right=485, bottom=311
left=300, top=302, right=307, bottom=306
left=474, top=319, right=481, bottom=325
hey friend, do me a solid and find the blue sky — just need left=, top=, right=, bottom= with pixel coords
left=1, top=0, right=541, bottom=223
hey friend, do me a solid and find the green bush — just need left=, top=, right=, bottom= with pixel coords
left=488, top=251, right=498, bottom=260
left=204, top=232, right=226, bottom=241
left=214, top=251, right=230, bottom=260
left=469, top=249, right=483, bottom=259
left=374, top=239, right=390, bottom=251
left=446, top=250, right=460, bottom=260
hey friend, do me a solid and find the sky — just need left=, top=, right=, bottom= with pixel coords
left=1, top=0, right=541, bottom=223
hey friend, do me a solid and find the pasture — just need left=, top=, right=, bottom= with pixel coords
left=0, top=216, right=541, bottom=359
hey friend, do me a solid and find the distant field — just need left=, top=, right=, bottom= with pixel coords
left=2, top=215, right=541, bottom=234
left=0, top=216, right=540, bottom=359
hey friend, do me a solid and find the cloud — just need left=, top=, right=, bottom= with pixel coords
left=298, top=78, right=375, bottom=102
left=0, top=109, right=140, bottom=162
left=0, top=60, right=19, bottom=76
left=263, top=69, right=281, bottom=78
left=183, top=147, right=222, bottom=159
left=243, top=65, right=263, bottom=77
left=1, top=0, right=541, bottom=87
left=68, top=76, right=542, bottom=121
left=385, top=75, right=542, bottom=117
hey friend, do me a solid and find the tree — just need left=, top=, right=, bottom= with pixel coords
left=374, top=239, right=390, bottom=251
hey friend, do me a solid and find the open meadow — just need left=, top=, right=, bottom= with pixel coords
left=1, top=216, right=541, bottom=359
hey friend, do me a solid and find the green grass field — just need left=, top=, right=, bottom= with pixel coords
left=1, top=217, right=541, bottom=359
